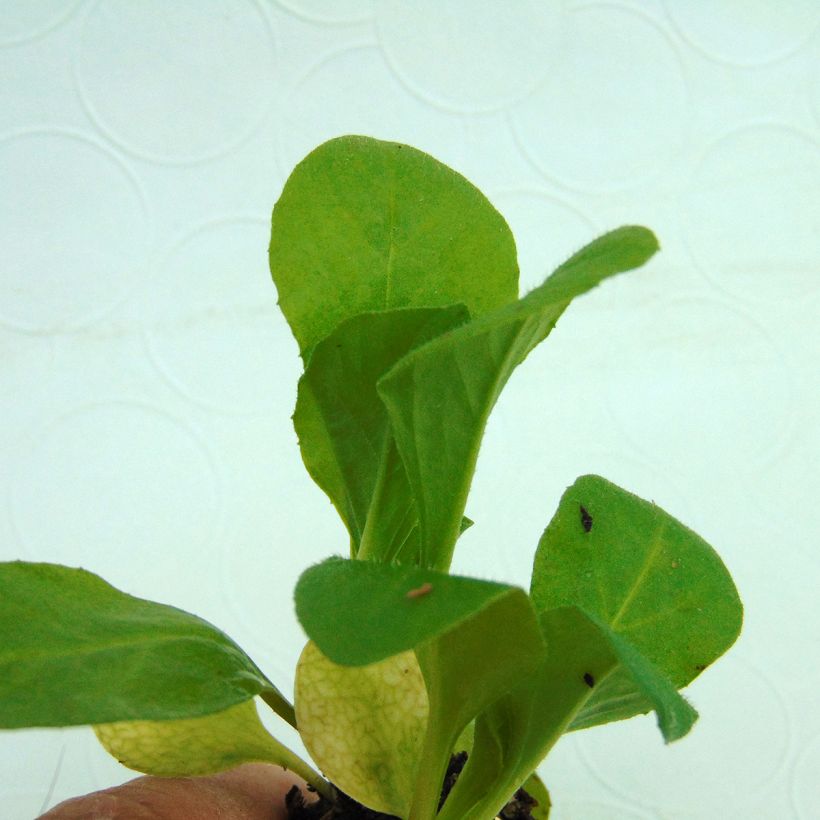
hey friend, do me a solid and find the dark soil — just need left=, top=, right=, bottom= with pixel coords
left=284, top=752, right=538, bottom=820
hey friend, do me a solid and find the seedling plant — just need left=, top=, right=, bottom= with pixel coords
left=0, top=137, right=742, bottom=820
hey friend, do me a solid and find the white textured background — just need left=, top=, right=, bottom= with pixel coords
left=1, top=2, right=819, bottom=818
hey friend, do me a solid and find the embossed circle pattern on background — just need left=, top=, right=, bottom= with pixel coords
left=377, top=0, right=566, bottom=113
left=664, top=0, right=820, bottom=67
left=489, top=190, right=597, bottom=292
left=577, top=656, right=790, bottom=810
left=74, top=0, right=276, bottom=164
left=0, top=129, right=148, bottom=332
left=1, top=4, right=817, bottom=816
left=278, top=43, right=469, bottom=179
left=792, top=732, right=820, bottom=819
left=681, top=125, right=820, bottom=304
left=144, top=217, right=298, bottom=415
left=510, top=4, right=688, bottom=192
left=0, top=0, right=81, bottom=46
left=603, top=295, right=796, bottom=470
left=551, top=800, right=654, bottom=820
left=274, top=0, right=375, bottom=25
left=10, top=402, right=220, bottom=586
left=0, top=729, right=66, bottom=819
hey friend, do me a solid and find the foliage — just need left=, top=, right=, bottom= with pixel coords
left=0, top=136, right=742, bottom=819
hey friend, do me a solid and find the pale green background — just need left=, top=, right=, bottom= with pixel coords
left=1, top=2, right=818, bottom=818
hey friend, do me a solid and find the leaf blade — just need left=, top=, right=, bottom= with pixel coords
left=378, top=227, right=659, bottom=571
left=294, top=306, right=469, bottom=557
left=0, top=562, right=292, bottom=728
left=530, top=474, right=742, bottom=730
left=438, top=606, right=695, bottom=820
left=94, top=699, right=323, bottom=791
left=294, top=644, right=428, bottom=816
left=295, top=558, right=546, bottom=819
left=269, top=135, right=518, bottom=357
left=295, top=557, right=538, bottom=667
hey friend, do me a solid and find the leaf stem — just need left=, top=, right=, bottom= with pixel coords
left=275, top=745, right=333, bottom=799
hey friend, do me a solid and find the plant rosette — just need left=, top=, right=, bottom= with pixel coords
left=0, top=136, right=742, bottom=820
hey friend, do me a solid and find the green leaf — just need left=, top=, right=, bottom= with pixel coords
left=530, top=474, right=743, bottom=730
left=0, top=562, right=293, bottom=728
left=438, top=606, right=695, bottom=820
left=378, top=227, right=659, bottom=571
left=294, top=306, right=469, bottom=558
left=295, top=557, right=541, bottom=668
left=295, top=643, right=428, bottom=816
left=94, top=699, right=326, bottom=793
left=294, top=558, right=546, bottom=820
left=269, top=135, right=518, bottom=358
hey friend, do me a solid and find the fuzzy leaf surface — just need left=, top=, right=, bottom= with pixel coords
left=294, top=557, right=546, bottom=820
left=438, top=606, right=695, bottom=820
left=378, top=227, right=659, bottom=571
left=530, top=474, right=743, bottom=731
left=295, top=557, right=541, bottom=668
left=269, top=135, right=518, bottom=357
left=0, top=562, right=292, bottom=728
left=294, top=306, right=468, bottom=558
left=95, top=699, right=321, bottom=789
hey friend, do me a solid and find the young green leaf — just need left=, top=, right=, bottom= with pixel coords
left=294, top=557, right=547, bottom=820
left=269, top=135, right=519, bottom=358
left=294, top=306, right=469, bottom=558
left=0, top=562, right=293, bottom=728
left=378, top=227, right=659, bottom=571
left=94, top=699, right=326, bottom=794
left=295, top=643, right=428, bottom=816
left=530, top=474, right=743, bottom=731
left=295, top=557, right=542, bottom=669
left=438, top=606, right=695, bottom=820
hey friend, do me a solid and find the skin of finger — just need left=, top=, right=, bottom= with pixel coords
left=39, top=763, right=307, bottom=820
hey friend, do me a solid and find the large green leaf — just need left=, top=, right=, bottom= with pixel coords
left=294, top=306, right=469, bottom=558
left=295, top=558, right=545, bottom=820
left=94, top=699, right=327, bottom=794
left=530, top=475, right=743, bottom=730
left=269, top=135, right=518, bottom=358
left=295, top=558, right=541, bottom=668
left=438, top=606, right=696, bottom=820
left=378, top=227, right=659, bottom=571
left=0, top=562, right=293, bottom=728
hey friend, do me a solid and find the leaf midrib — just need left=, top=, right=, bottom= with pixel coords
left=1, top=630, right=239, bottom=667
left=608, top=519, right=667, bottom=630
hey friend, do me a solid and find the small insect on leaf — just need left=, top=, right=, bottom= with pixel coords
left=583, top=672, right=595, bottom=688
left=580, top=505, right=593, bottom=533
left=406, top=582, right=433, bottom=600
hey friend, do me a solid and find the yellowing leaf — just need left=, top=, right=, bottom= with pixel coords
left=295, top=641, right=428, bottom=817
left=94, top=699, right=323, bottom=788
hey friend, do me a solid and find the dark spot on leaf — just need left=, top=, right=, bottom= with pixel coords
left=583, top=672, right=595, bottom=687
left=580, top=505, right=593, bottom=533
left=694, top=663, right=707, bottom=672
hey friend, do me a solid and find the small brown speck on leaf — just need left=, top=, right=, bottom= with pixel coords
left=580, top=505, right=593, bottom=533
left=406, top=582, right=433, bottom=600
